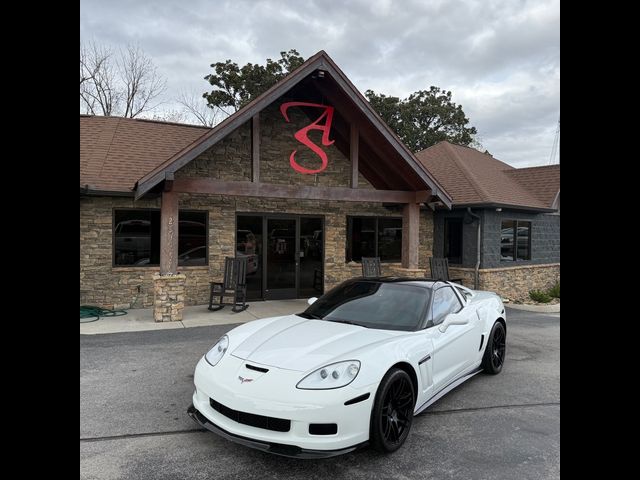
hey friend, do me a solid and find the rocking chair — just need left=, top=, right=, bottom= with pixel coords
left=208, top=256, right=248, bottom=312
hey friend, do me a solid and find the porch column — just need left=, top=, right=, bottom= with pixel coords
left=401, top=202, right=420, bottom=269
left=160, top=190, right=179, bottom=274
left=153, top=189, right=185, bottom=322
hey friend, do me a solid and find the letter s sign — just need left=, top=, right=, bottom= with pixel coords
left=280, top=102, right=335, bottom=174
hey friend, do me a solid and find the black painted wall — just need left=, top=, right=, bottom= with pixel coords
left=433, top=207, right=560, bottom=269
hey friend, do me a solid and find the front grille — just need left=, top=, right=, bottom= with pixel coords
left=209, top=397, right=291, bottom=432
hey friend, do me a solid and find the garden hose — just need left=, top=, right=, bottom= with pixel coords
left=80, top=292, right=140, bottom=323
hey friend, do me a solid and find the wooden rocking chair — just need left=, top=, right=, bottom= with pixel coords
left=361, top=257, right=382, bottom=278
left=208, top=257, right=248, bottom=313
left=428, top=257, right=463, bottom=284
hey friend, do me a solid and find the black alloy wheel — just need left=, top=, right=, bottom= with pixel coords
left=370, top=368, right=415, bottom=453
left=482, top=321, right=506, bottom=374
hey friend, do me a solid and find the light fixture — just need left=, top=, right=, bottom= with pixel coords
left=496, top=208, right=502, bottom=212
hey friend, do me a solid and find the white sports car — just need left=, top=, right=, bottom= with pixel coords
left=188, top=277, right=507, bottom=458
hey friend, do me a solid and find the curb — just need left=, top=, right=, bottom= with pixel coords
left=505, top=303, right=560, bottom=313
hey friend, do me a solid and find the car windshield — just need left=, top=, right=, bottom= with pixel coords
left=300, top=280, right=430, bottom=331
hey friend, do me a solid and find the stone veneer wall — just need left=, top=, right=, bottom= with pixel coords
left=449, top=263, right=560, bottom=301
left=80, top=193, right=433, bottom=309
left=81, top=98, right=436, bottom=309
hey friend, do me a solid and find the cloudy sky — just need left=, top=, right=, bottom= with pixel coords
left=80, top=0, right=559, bottom=167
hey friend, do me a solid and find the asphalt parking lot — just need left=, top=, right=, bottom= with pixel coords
left=80, top=308, right=559, bottom=480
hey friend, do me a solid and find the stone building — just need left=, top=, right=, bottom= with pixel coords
left=80, top=51, right=559, bottom=321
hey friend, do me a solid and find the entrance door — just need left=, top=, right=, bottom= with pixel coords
left=265, top=217, right=298, bottom=299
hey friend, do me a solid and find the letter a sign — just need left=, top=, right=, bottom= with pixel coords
left=280, top=102, right=335, bottom=174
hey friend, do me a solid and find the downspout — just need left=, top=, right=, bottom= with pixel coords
left=466, top=207, right=481, bottom=289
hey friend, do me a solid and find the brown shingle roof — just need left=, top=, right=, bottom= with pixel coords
left=80, top=115, right=210, bottom=193
left=415, top=141, right=559, bottom=210
left=505, top=165, right=560, bottom=208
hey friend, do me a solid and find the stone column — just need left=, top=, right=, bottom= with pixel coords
left=153, top=273, right=186, bottom=322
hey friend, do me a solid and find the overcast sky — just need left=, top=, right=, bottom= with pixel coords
left=80, top=0, right=559, bottom=167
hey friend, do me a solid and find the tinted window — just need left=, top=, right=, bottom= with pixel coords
left=430, top=287, right=462, bottom=326
left=346, top=217, right=402, bottom=262
left=378, top=218, right=402, bottom=262
left=501, top=220, right=531, bottom=261
left=303, top=280, right=430, bottom=331
left=113, top=209, right=207, bottom=266
left=444, top=218, right=463, bottom=264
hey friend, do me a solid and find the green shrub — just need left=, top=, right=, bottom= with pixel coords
left=548, top=282, right=560, bottom=298
left=529, top=289, right=552, bottom=303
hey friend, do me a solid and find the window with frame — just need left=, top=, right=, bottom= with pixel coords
left=113, top=209, right=208, bottom=266
left=430, top=286, right=462, bottom=326
left=500, top=220, right=531, bottom=261
left=444, top=218, right=463, bottom=264
left=346, top=216, right=402, bottom=262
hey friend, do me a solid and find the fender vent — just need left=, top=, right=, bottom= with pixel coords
left=479, top=335, right=485, bottom=351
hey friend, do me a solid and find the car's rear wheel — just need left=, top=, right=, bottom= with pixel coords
left=482, top=321, right=506, bottom=374
left=370, top=368, right=415, bottom=453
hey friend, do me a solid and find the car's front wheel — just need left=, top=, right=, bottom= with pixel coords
left=482, top=321, right=506, bottom=374
left=370, top=368, right=415, bottom=453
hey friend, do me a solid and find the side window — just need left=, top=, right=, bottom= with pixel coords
left=431, top=287, right=463, bottom=326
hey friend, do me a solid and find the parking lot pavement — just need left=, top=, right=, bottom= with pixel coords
left=80, top=308, right=559, bottom=480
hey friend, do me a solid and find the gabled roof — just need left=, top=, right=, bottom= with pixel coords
left=133, top=50, right=452, bottom=207
left=415, top=141, right=559, bottom=211
left=80, top=115, right=210, bottom=193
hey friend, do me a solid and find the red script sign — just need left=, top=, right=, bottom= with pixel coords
left=280, top=102, right=335, bottom=174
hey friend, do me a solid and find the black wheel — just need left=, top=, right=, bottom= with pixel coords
left=370, top=368, right=415, bottom=453
left=482, top=321, right=506, bottom=374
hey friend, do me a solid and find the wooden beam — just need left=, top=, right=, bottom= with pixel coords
left=251, top=113, right=260, bottom=182
left=350, top=123, right=359, bottom=188
left=160, top=190, right=179, bottom=275
left=402, top=202, right=420, bottom=269
left=163, top=172, right=174, bottom=192
left=173, top=178, right=428, bottom=204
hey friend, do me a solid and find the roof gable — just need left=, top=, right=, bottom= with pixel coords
left=134, top=50, right=452, bottom=206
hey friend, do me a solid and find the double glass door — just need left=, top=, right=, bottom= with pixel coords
left=236, top=214, right=323, bottom=300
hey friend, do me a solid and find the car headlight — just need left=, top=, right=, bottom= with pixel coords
left=204, top=335, right=229, bottom=366
left=296, top=360, right=361, bottom=390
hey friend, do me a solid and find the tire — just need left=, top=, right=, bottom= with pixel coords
left=370, top=368, right=416, bottom=453
left=482, top=321, right=506, bottom=374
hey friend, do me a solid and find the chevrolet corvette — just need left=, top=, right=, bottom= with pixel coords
left=188, top=277, right=506, bottom=458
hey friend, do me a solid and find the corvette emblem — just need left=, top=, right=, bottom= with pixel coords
left=238, top=376, right=254, bottom=384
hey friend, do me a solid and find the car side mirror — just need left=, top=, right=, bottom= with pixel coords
left=307, top=297, right=318, bottom=306
left=438, top=312, right=469, bottom=333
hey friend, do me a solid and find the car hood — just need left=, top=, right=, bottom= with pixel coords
left=230, top=314, right=398, bottom=372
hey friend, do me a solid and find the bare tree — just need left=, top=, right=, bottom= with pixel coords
left=80, top=42, right=119, bottom=116
left=118, top=44, right=166, bottom=118
left=176, top=89, right=227, bottom=127
left=80, top=41, right=166, bottom=118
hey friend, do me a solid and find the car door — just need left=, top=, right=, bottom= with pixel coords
left=430, top=286, right=479, bottom=391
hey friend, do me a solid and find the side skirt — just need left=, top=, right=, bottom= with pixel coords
left=413, top=367, right=483, bottom=415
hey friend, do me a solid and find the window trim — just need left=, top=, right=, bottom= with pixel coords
left=112, top=208, right=209, bottom=268
left=346, top=215, right=403, bottom=263
left=500, top=219, right=532, bottom=262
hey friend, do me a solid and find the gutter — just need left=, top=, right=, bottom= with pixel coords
left=466, top=207, right=481, bottom=289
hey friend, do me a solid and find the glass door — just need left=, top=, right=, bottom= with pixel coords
left=265, top=217, right=298, bottom=299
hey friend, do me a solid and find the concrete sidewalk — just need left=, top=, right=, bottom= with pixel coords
left=80, top=298, right=309, bottom=335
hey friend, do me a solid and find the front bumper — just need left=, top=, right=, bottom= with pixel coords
left=190, top=355, right=376, bottom=456
left=188, top=404, right=366, bottom=458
